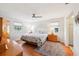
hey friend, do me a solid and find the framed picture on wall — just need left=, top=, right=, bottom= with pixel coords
left=14, top=25, right=22, bottom=30
left=13, top=23, right=22, bottom=31
left=55, top=28, right=59, bottom=33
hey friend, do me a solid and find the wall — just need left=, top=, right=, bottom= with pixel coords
left=32, top=17, right=65, bottom=43
left=33, top=23, right=49, bottom=34
left=9, top=21, right=27, bottom=40
left=73, top=23, right=79, bottom=56
left=73, top=13, right=79, bottom=55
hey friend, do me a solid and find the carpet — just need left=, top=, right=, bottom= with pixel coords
left=35, top=41, right=68, bottom=56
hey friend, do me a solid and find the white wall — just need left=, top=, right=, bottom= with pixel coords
left=73, top=23, right=79, bottom=56
left=9, top=21, right=27, bottom=40
left=32, top=17, right=65, bottom=43
left=33, top=23, right=49, bottom=34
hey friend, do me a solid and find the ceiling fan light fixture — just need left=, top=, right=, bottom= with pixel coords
left=32, top=13, right=42, bottom=18
left=65, top=3, right=70, bottom=5
left=32, top=14, right=36, bottom=18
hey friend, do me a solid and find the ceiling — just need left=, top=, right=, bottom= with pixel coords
left=0, top=3, right=79, bottom=23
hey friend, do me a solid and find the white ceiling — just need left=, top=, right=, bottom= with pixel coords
left=0, top=3, right=79, bottom=23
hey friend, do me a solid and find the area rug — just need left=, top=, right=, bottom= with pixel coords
left=35, top=41, right=67, bottom=56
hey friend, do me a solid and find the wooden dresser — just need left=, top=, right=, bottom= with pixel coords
left=48, top=34, right=58, bottom=42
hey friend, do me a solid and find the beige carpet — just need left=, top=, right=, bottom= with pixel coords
left=35, top=41, right=67, bottom=56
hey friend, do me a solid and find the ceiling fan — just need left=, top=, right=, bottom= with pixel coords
left=32, top=13, right=42, bottom=18
left=65, top=3, right=70, bottom=5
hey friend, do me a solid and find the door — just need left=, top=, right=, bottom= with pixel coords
left=0, top=17, right=2, bottom=41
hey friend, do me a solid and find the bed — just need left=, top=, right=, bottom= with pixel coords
left=21, top=33, right=48, bottom=47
